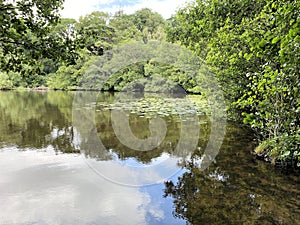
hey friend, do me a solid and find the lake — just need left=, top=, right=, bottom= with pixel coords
left=0, top=91, right=299, bottom=225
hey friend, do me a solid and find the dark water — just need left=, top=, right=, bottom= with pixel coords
left=0, top=91, right=298, bottom=225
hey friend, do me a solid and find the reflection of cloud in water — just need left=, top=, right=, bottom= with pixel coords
left=0, top=147, right=168, bottom=225
left=85, top=151, right=181, bottom=186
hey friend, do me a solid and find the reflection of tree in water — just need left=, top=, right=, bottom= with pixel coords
left=97, top=110, right=176, bottom=163
left=90, top=92, right=209, bottom=163
left=95, top=109, right=211, bottom=164
left=72, top=91, right=213, bottom=162
left=164, top=124, right=299, bottom=225
left=0, top=91, right=79, bottom=153
left=1, top=91, right=211, bottom=163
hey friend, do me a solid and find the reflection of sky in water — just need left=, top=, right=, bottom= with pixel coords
left=0, top=147, right=185, bottom=225
left=85, top=152, right=184, bottom=187
left=110, top=151, right=172, bottom=167
left=85, top=149, right=186, bottom=187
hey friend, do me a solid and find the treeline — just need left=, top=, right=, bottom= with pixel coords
left=0, top=0, right=299, bottom=167
left=0, top=5, right=173, bottom=90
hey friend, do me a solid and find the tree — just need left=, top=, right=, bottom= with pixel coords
left=132, top=8, right=166, bottom=43
left=166, top=0, right=300, bottom=166
left=236, top=0, right=300, bottom=165
left=0, top=0, right=76, bottom=71
left=41, top=18, right=78, bottom=75
left=46, top=11, right=115, bottom=90
left=76, top=11, right=114, bottom=56
left=109, top=10, right=142, bottom=43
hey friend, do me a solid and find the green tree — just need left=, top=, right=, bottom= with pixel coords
left=0, top=0, right=76, bottom=70
left=0, top=0, right=80, bottom=87
left=236, top=0, right=300, bottom=165
left=76, top=11, right=114, bottom=55
left=166, top=0, right=299, bottom=166
left=109, top=10, right=142, bottom=43
left=46, top=11, right=115, bottom=90
left=41, top=18, right=78, bottom=77
left=133, top=8, right=166, bottom=43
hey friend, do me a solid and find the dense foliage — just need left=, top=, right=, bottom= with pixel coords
left=46, top=9, right=176, bottom=91
left=0, top=0, right=79, bottom=87
left=166, top=0, right=299, bottom=167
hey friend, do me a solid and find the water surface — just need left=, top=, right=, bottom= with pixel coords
left=0, top=91, right=298, bottom=225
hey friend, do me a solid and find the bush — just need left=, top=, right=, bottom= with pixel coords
left=255, top=133, right=300, bottom=167
left=0, top=72, right=13, bottom=89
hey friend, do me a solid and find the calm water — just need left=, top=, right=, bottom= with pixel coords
left=0, top=91, right=299, bottom=225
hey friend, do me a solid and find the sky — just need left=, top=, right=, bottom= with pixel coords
left=61, top=0, right=191, bottom=20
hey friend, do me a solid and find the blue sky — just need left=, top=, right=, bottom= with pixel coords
left=61, top=0, right=190, bottom=19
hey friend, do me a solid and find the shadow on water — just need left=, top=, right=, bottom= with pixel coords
left=0, top=91, right=298, bottom=225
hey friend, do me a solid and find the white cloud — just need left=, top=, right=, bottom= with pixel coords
left=61, top=0, right=190, bottom=19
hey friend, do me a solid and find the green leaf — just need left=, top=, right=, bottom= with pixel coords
left=282, top=151, right=290, bottom=157
left=271, top=37, right=279, bottom=44
left=258, top=39, right=267, bottom=48
left=244, top=53, right=253, bottom=61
